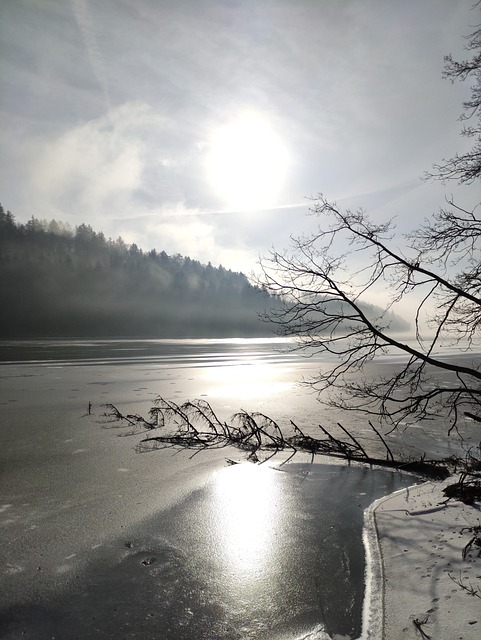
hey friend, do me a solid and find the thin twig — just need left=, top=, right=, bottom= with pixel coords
left=448, top=572, right=481, bottom=598
left=413, top=615, right=432, bottom=639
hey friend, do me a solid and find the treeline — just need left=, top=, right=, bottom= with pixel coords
left=0, top=204, right=279, bottom=338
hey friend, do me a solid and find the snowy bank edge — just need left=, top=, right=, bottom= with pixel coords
left=361, top=482, right=425, bottom=640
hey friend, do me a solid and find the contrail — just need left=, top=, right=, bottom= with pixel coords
left=71, top=0, right=111, bottom=108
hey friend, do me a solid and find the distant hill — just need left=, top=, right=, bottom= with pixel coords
left=0, top=204, right=279, bottom=338
left=0, top=204, right=409, bottom=339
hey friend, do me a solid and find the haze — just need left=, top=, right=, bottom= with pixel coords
left=0, top=0, right=478, bottom=274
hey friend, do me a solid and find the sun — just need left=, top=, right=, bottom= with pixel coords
left=206, top=111, right=289, bottom=211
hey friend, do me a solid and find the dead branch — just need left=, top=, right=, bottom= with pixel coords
left=413, top=616, right=432, bottom=639
left=103, top=398, right=454, bottom=478
left=448, top=571, right=481, bottom=598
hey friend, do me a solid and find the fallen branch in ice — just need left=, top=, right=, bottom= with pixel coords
left=103, top=398, right=451, bottom=478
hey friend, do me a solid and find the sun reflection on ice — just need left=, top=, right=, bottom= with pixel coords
left=203, top=362, right=294, bottom=399
left=212, top=464, right=281, bottom=583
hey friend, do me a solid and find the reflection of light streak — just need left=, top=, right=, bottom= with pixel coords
left=213, top=464, right=280, bottom=582
left=203, top=362, right=294, bottom=399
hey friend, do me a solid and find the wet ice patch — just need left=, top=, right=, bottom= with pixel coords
left=5, top=563, right=24, bottom=575
left=56, top=564, right=72, bottom=574
left=293, top=625, right=333, bottom=639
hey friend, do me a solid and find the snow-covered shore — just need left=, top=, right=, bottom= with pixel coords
left=364, top=478, right=480, bottom=640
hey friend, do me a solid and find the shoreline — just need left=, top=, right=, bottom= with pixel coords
left=362, top=488, right=396, bottom=640
left=364, top=477, right=480, bottom=640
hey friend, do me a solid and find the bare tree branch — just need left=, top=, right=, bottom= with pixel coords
left=425, top=19, right=481, bottom=184
left=258, top=197, right=481, bottom=432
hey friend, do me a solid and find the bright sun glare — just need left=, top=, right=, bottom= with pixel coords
left=213, top=464, right=280, bottom=580
left=206, top=111, right=289, bottom=211
left=203, top=361, right=293, bottom=399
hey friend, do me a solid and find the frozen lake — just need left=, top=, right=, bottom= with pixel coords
left=0, top=338, right=479, bottom=639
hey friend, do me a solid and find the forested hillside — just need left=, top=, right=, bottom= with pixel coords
left=0, top=204, right=278, bottom=338
left=0, top=204, right=409, bottom=339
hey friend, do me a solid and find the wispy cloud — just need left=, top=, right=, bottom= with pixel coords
left=21, top=100, right=263, bottom=270
left=71, top=0, right=111, bottom=108
left=29, top=103, right=145, bottom=217
left=1, top=0, right=477, bottom=274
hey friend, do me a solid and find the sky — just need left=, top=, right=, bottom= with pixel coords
left=0, top=0, right=479, bottom=275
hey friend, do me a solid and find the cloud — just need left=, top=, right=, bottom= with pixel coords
left=1, top=0, right=478, bottom=276
left=29, top=103, right=144, bottom=216
left=27, top=101, right=208, bottom=216
left=125, top=215, right=259, bottom=272
left=22, top=100, right=262, bottom=270
left=70, top=0, right=110, bottom=107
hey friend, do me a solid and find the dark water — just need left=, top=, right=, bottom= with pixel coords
left=0, top=337, right=297, bottom=366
